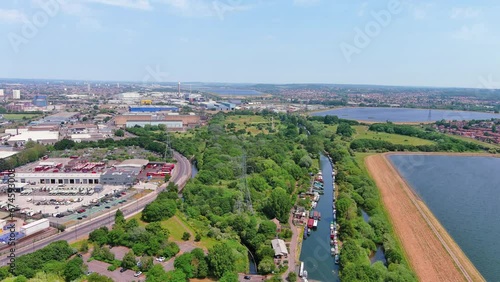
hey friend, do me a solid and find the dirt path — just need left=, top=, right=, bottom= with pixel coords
left=365, top=154, right=484, bottom=282
left=282, top=213, right=299, bottom=279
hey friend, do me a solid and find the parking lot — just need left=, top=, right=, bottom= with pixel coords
left=0, top=184, right=128, bottom=215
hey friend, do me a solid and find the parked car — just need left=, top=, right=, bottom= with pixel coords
left=120, top=268, right=127, bottom=273
left=244, top=276, right=251, bottom=280
left=155, top=257, right=165, bottom=262
left=134, top=271, right=142, bottom=277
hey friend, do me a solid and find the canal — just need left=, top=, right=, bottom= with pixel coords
left=191, top=161, right=198, bottom=179
left=299, top=154, right=339, bottom=282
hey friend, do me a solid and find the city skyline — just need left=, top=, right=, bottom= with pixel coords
left=1, top=0, right=500, bottom=88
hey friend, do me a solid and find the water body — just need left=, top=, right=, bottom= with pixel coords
left=389, top=155, right=500, bottom=281
left=361, top=210, right=370, bottom=223
left=313, top=107, right=500, bottom=122
left=191, top=162, right=198, bottom=179
left=299, top=154, right=339, bottom=282
left=370, top=246, right=387, bottom=265
left=208, top=89, right=263, bottom=96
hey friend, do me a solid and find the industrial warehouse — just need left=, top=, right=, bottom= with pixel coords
left=0, top=153, right=177, bottom=230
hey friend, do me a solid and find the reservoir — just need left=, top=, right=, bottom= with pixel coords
left=313, top=107, right=500, bottom=122
left=299, top=154, right=339, bottom=282
left=388, top=154, right=500, bottom=281
left=208, top=89, right=263, bottom=96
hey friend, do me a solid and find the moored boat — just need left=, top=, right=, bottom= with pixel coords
left=335, top=254, right=340, bottom=264
left=313, top=219, right=318, bottom=228
left=303, top=227, right=308, bottom=239
left=307, top=218, right=314, bottom=229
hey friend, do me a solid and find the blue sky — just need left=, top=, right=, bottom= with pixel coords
left=1, top=0, right=500, bottom=88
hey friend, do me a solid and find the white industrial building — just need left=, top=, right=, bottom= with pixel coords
left=0, top=89, right=4, bottom=97
left=0, top=151, right=18, bottom=160
left=125, top=120, right=183, bottom=129
left=12, top=90, right=21, bottom=99
left=15, top=172, right=101, bottom=185
left=5, top=129, right=59, bottom=145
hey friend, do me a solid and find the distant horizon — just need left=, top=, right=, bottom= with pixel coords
left=2, top=2, right=500, bottom=89
left=0, top=76, right=499, bottom=91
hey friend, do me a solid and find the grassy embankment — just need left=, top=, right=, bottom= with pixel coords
left=3, top=114, right=41, bottom=120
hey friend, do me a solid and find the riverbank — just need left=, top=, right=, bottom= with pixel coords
left=365, top=154, right=485, bottom=282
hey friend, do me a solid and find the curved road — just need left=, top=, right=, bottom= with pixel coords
left=1, top=151, right=191, bottom=266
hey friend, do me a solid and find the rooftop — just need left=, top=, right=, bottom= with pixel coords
left=271, top=239, right=288, bottom=257
left=0, top=151, right=18, bottom=159
left=115, top=159, right=149, bottom=168
left=7, top=131, right=59, bottom=142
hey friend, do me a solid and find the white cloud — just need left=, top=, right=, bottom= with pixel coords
left=85, top=0, right=152, bottom=10
left=450, top=7, right=482, bottom=19
left=410, top=3, right=433, bottom=20
left=156, top=0, right=252, bottom=18
left=0, top=9, right=27, bottom=24
left=452, top=23, right=487, bottom=40
left=293, top=0, right=320, bottom=7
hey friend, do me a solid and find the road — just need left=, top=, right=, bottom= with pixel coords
left=0, top=151, right=191, bottom=266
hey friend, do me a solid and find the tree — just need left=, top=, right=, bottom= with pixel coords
left=139, top=256, right=154, bottom=271
left=182, top=232, right=191, bottom=241
left=219, top=272, right=239, bottom=282
left=63, top=257, right=84, bottom=282
left=257, top=257, right=275, bottom=274
left=121, top=250, right=137, bottom=269
left=174, top=253, right=194, bottom=278
left=115, top=209, right=126, bottom=226
left=141, top=199, right=176, bottom=222
left=88, top=227, right=109, bottom=246
left=336, top=123, right=354, bottom=137
left=115, top=129, right=125, bottom=137
left=165, top=269, right=187, bottom=282
left=162, top=242, right=180, bottom=258
left=208, top=242, right=235, bottom=279
left=146, top=264, right=169, bottom=282
left=79, top=240, right=89, bottom=253
left=164, top=174, right=171, bottom=182
left=87, top=273, right=114, bottom=282
left=265, top=187, right=292, bottom=223
left=195, top=233, right=201, bottom=242
left=287, top=272, right=297, bottom=282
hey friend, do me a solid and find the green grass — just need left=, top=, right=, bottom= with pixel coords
left=354, top=152, right=375, bottom=175
left=444, top=133, right=500, bottom=149
left=225, top=115, right=279, bottom=135
left=129, top=213, right=148, bottom=227
left=353, top=125, right=434, bottom=146
left=2, top=114, right=40, bottom=120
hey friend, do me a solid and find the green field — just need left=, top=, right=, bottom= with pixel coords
left=225, top=115, right=279, bottom=134
left=3, top=114, right=41, bottom=120
left=444, top=133, right=500, bottom=149
left=353, top=125, right=435, bottom=146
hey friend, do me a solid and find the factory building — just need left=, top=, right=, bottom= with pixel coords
left=100, top=168, right=141, bottom=186
left=125, top=121, right=183, bottom=129
left=129, top=106, right=178, bottom=113
left=114, top=113, right=202, bottom=129
left=15, top=172, right=101, bottom=185
left=32, top=95, right=48, bottom=107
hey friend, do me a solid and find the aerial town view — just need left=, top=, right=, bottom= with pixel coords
left=1, top=1, right=500, bottom=282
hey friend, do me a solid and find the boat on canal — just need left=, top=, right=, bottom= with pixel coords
left=303, top=227, right=308, bottom=239
left=313, top=220, right=318, bottom=229
left=307, top=218, right=314, bottom=229
left=335, top=254, right=340, bottom=264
